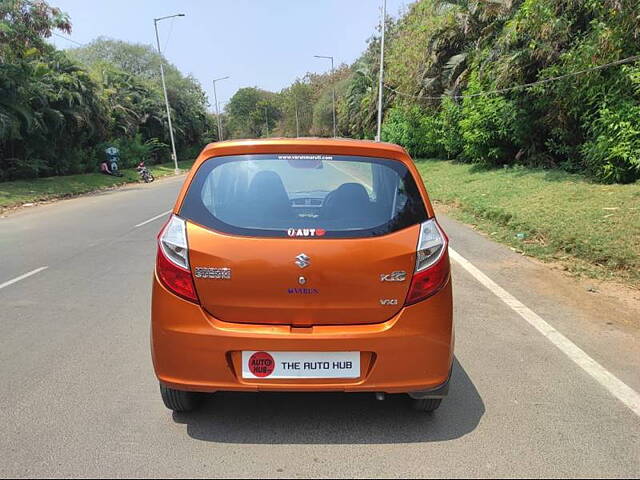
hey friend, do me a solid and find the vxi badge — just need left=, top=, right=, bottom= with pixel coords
left=380, top=299, right=399, bottom=306
left=380, top=270, right=407, bottom=282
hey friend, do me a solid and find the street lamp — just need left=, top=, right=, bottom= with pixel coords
left=154, top=13, right=185, bottom=174
left=212, top=76, right=230, bottom=141
left=314, top=55, right=337, bottom=138
left=376, top=0, right=387, bottom=142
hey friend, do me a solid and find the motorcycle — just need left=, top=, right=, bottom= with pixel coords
left=137, top=162, right=155, bottom=183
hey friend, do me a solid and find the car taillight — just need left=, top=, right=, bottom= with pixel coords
left=405, top=219, right=450, bottom=305
left=156, top=215, right=198, bottom=303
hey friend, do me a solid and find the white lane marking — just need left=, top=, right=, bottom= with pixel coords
left=0, top=267, right=48, bottom=291
left=134, top=210, right=172, bottom=228
left=449, top=247, right=640, bottom=418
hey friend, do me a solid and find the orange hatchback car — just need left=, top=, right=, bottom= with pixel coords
left=151, top=138, right=453, bottom=413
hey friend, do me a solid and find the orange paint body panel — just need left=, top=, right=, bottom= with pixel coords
left=152, top=276, right=453, bottom=393
left=151, top=138, right=453, bottom=396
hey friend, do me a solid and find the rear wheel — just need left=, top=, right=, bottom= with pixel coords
left=159, top=384, right=202, bottom=412
left=411, top=397, right=442, bottom=413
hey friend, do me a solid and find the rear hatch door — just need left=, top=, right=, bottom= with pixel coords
left=187, top=223, right=418, bottom=326
left=179, top=153, right=428, bottom=326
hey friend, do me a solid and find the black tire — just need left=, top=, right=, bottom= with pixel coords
left=159, top=384, right=202, bottom=412
left=411, top=397, right=442, bottom=413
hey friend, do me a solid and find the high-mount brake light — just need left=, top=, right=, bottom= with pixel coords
left=156, top=215, right=198, bottom=303
left=405, top=219, right=450, bottom=305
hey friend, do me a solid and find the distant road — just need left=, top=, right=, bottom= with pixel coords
left=0, top=176, right=638, bottom=478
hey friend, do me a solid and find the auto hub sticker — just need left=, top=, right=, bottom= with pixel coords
left=248, top=352, right=275, bottom=378
left=287, top=228, right=326, bottom=237
left=243, top=351, right=360, bottom=379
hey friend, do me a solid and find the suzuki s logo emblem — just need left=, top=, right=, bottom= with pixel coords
left=295, top=253, right=310, bottom=269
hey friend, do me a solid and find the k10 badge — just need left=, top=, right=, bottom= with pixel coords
left=380, top=270, right=407, bottom=282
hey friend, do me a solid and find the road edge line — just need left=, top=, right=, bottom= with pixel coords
left=449, top=247, right=640, bottom=418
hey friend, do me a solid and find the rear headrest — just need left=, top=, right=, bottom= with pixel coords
left=323, top=182, right=371, bottom=219
left=331, top=183, right=370, bottom=203
left=247, top=170, right=292, bottom=219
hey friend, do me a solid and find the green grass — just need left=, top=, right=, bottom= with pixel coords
left=0, top=160, right=194, bottom=211
left=416, top=159, right=640, bottom=287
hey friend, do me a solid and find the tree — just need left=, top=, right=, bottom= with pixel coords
left=277, top=80, right=313, bottom=137
left=1, top=2, right=210, bottom=180
left=0, top=0, right=71, bottom=61
left=70, top=38, right=209, bottom=156
left=225, top=87, right=281, bottom=138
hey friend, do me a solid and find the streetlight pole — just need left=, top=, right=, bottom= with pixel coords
left=212, top=76, right=230, bottom=141
left=376, top=0, right=387, bottom=142
left=314, top=55, right=337, bottom=138
left=217, top=101, right=226, bottom=140
left=154, top=13, right=185, bottom=175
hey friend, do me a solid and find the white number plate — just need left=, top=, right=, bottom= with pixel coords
left=242, top=351, right=360, bottom=379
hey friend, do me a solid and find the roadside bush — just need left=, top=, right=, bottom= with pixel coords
left=96, top=135, right=167, bottom=170
left=459, top=77, right=524, bottom=166
left=381, top=106, right=442, bottom=158
left=179, top=144, right=204, bottom=162
left=438, top=98, right=463, bottom=159
left=581, top=101, right=640, bottom=184
left=1, top=156, right=50, bottom=180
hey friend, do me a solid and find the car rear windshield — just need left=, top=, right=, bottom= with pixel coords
left=179, top=154, right=428, bottom=238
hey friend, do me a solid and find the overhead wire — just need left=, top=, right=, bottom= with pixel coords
left=383, top=54, right=640, bottom=101
left=162, top=17, right=176, bottom=55
left=52, top=32, right=85, bottom=47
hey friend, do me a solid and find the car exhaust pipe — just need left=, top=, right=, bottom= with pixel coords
left=375, top=392, right=386, bottom=401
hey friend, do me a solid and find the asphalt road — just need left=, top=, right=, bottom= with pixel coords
left=1, top=176, right=639, bottom=478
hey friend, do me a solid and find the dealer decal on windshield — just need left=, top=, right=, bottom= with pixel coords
left=287, top=228, right=326, bottom=237
left=277, top=155, right=333, bottom=160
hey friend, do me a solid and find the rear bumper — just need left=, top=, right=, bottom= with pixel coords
left=151, top=275, right=454, bottom=395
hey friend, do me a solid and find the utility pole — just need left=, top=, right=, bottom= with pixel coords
left=376, top=0, right=387, bottom=142
left=314, top=55, right=337, bottom=138
left=212, top=76, right=230, bottom=141
left=294, top=97, right=300, bottom=137
left=153, top=13, right=185, bottom=174
left=264, top=106, right=269, bottom=137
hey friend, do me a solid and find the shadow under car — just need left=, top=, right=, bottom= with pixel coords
left=171, top=358, right=484, bottom=445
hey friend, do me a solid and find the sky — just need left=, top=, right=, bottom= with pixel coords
left=50, top=0, right=409, bottom=111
